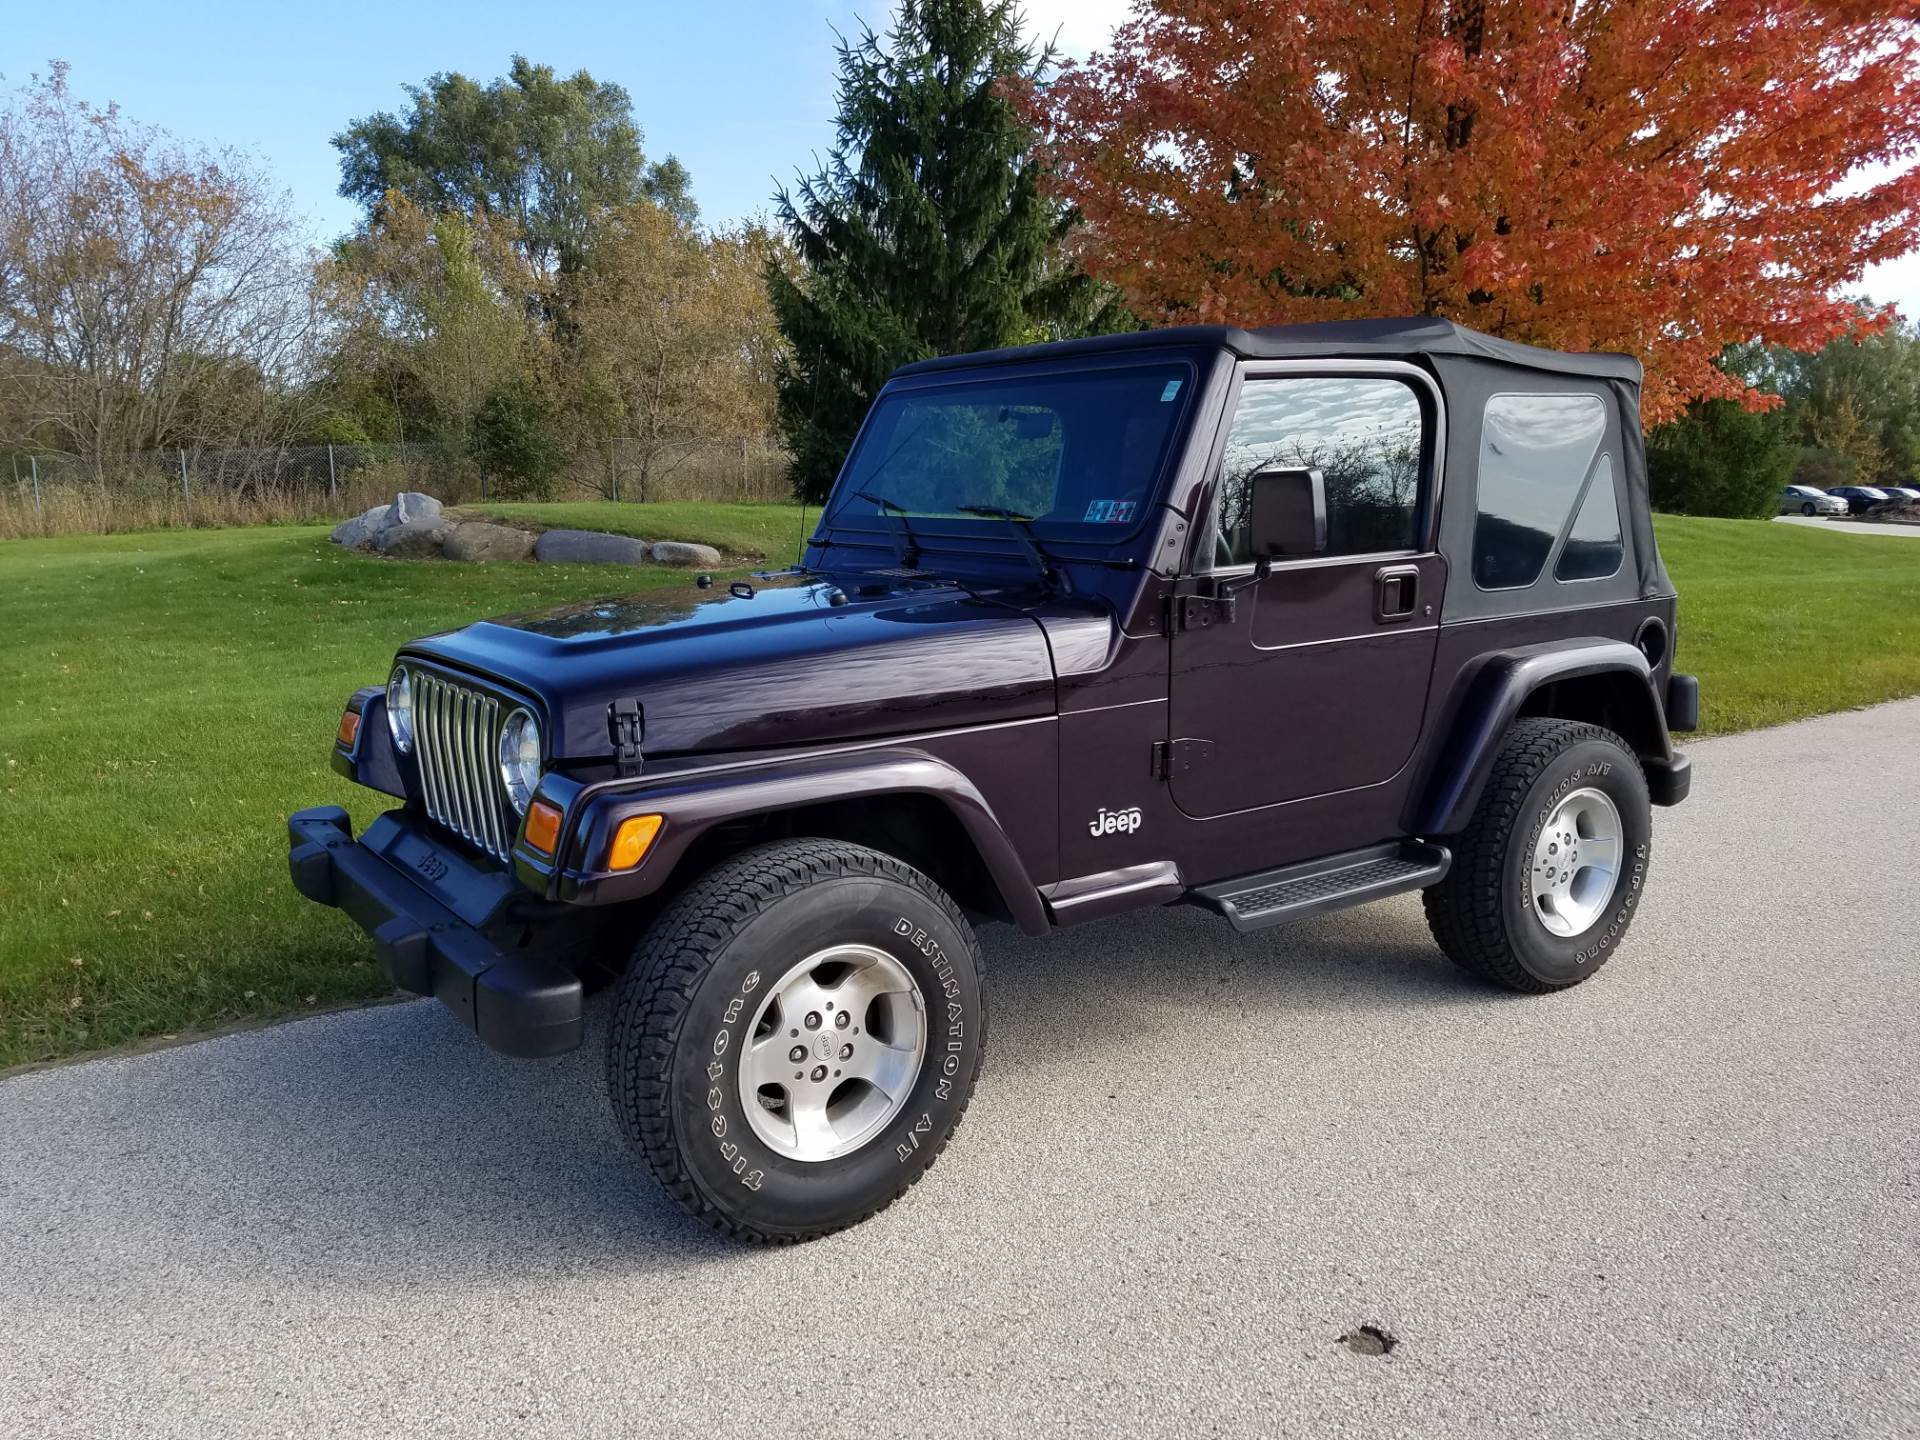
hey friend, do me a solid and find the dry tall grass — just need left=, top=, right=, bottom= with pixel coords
left=0, top=474, right=411, bottom=540
left=2, top=444, right=793, bottom=541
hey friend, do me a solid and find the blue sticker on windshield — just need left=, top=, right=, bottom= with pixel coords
left=1159, top=379, right=1182, bottom=402
left=1084, top=499, right=1138, bottom=523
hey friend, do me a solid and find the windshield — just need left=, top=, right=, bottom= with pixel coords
left=824, top=364, right=1192, bottom=542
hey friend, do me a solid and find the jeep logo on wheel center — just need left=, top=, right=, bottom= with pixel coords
left=289, top=315, right=1695, bottom=1243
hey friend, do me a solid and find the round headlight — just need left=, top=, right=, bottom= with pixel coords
left=387, top=666, right=414, bottom=754
left=498, top=708, right=542, bottom=815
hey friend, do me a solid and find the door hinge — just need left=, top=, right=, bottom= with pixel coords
left=1151, top=737, right=1215, bottom=780
left=607, top=698, right=645, bottom=777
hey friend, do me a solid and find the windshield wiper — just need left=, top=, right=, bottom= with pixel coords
left=849, top=489, right=919, bottom=568
left=954, top=505, right=1067, bottom=593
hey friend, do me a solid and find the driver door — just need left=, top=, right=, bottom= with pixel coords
left=1167, top=363, right=1444, bottom=819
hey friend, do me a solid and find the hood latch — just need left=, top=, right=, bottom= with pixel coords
left=607, top=698, right=645, bottom=778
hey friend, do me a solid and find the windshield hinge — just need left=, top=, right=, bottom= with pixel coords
left=607, top=699, right=645, bottom=777
left=1172, top=561, right=1269, bottom=631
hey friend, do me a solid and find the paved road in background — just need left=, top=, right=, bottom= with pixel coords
left=3, top=703, right=1916, bottom=1440
left=1772, top=513, right=1920, bottom=538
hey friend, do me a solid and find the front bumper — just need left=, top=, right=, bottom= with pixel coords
left=287, top=806, right=583, bottom=1058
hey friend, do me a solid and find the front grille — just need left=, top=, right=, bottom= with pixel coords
left=410, top=669, right=516, bottom=862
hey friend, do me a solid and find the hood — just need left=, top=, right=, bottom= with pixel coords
left=405, top=570, right=1118, bottom=761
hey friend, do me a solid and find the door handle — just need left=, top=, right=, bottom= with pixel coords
left=1374, top=564, right=1420, bottom=623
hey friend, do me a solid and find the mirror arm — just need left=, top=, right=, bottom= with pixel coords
left=1211, top=555, right=1271, bottom=621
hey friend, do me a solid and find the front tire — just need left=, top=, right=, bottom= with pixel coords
left=607, top=838, right=985, bottom=1243
left=1802, top=502, right=1817, bottom=516
left=1424, top=718, right=1653, bottom=992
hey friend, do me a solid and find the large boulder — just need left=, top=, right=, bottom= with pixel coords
left=648, top=539, right=724, bottom=568
left=330, top=493, right=446, bottom=552
left=374, top=518, right=451, bottom=558
left=444, top=521, right=536, bottom=563
left=329, top=511, right=383, bottom=550
left=533, top=529, right=651, bottom=566
left=388, top=491, right=442, bottom=527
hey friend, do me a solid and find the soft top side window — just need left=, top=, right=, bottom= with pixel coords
left=1554, top=453, right=1624, bottom=582
left=1211, top=374, right=1427, bottom=565
left=1472, top=393, right=1608, bottom=590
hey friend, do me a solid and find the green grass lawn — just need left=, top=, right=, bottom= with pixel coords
left=0, top=506, right=1914, bottom=1068
left=1654, top=516, right=1920, bottom=733
left=0, top=503, right=800, bottom=1068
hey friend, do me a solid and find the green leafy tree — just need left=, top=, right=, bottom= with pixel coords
left=767, top=0, right=1125, bottom=502
left=333, top=56, right=694, bottom=278
left=318, top=195, right=546, bottom=476
left=1761, top=318, right=1920, bottom=487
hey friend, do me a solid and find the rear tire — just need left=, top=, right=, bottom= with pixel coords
left=1424, top=718, right=1653, bottom=992
left=606, top=838, right=985, bottom=1244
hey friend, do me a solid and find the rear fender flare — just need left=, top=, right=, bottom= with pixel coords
left=530, top=748, right=1050, bottom=935
left=1406, top=640, right=1672, bottom=836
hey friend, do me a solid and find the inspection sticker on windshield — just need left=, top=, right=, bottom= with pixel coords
left=1084, top=499, right=1138, bottom=523
left=1159, top=379, right=1182, bottom=402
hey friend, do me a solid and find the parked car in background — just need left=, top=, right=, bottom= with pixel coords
left=1777, top=485, right=1848, bottom=517
left=1876, top=485, right=1920, bottom=503
left=1829, top=486, right=1892, bottom=514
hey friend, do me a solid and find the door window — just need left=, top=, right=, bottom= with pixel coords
left=1211, top=375, right=1427, bottom=564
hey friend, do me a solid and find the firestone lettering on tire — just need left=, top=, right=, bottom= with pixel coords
left=707, top=967, right=765, bottom=1192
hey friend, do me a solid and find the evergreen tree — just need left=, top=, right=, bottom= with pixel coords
left=1647, top=399, right=1796, bottom=519
left=767, top=0, right=1124, bottom=502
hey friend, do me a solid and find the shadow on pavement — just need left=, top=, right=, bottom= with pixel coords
left=12, top=895, right=1493, bottom=1290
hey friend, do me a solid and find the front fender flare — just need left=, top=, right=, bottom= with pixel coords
left=519, top=747, right=1051, bottom=935
left=1405, top=639, right=1673, bottom=837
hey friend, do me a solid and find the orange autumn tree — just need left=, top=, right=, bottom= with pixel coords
left=1031, top=0, right=1920, bottom=422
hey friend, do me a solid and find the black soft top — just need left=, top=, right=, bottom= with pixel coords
left=896, top=316, right=1642, bottom=384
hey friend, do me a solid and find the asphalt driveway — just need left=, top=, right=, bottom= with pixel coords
left=2, top=702, right=1915, bottom=1439
left=1772, top=513, right=1920, bottom=537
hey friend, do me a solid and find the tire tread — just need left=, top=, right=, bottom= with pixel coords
left=605, top=837, right=984, bottom=1245
left=1423, top=717, right=1645, bottom=993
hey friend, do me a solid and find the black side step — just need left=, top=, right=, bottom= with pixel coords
left=1189, top=841, right=1451, bottom=934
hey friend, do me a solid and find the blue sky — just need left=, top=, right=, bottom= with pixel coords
left=6, top=0, right=1916, bottom=317
left=0, top=1, right=1119, bottom=241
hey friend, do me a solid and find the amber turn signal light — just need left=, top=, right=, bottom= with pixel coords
left=524, top=799, right=563, bottom=856
left=608, top=814, right=664, bottom=871
left=336, top=709, right=361, bottom=748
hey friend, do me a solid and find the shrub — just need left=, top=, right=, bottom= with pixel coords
left=1648, top=399, right=1796, bottom=517
left=471, top=385, right=567, bottom=501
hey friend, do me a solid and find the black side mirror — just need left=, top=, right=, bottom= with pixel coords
left=1249, top=466, right=1327, bottom=557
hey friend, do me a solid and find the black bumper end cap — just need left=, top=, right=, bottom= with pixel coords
left=1646, top=752, right=1692, bottom=806
left=287, top=807, right=353, bottom=905
left=1665, top=672, right=1700, bottom=733
left=476, top=955, right=585, bottom=1058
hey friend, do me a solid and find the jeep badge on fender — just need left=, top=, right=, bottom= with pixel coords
left=288, top=317, right=1696, bottom=1244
